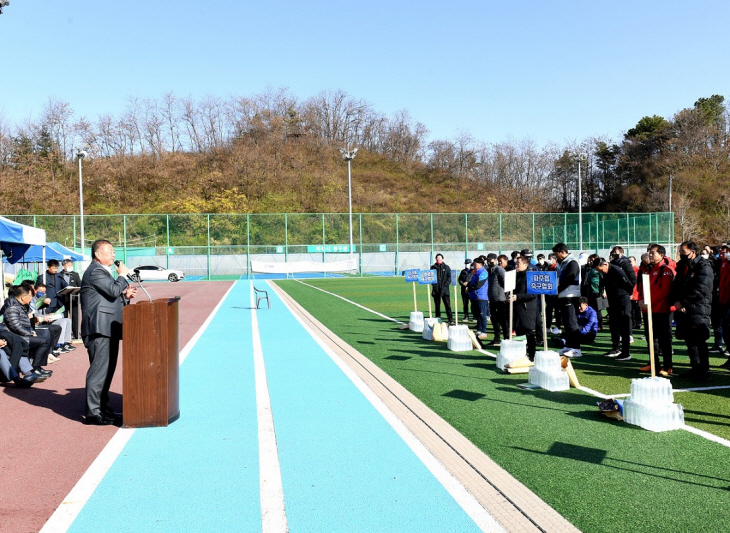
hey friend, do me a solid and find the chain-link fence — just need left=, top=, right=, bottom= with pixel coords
left=3, top=212, right=673, bottom=279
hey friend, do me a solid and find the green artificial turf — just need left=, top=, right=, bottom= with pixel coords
left=275, top=277, right=730, bottom=533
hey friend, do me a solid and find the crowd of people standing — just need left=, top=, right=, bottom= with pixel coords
left=443, top=239, right=730, bottom=383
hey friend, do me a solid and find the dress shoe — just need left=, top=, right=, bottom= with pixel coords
left=84, top=413, right=117, bottom=426
left=30, top=368, right=52, bottom=378
left=659, top=368, right=673, bottom=377
left=691, top=372, right=712, bottom=384
left=14, top=375, right=41, bottom=388
left=101, top=407, right=123, bottom=420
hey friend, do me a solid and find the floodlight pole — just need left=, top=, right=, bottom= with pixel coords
left=578, top=158, right=583, bottom=251
left=77, top=150, right=86, bottom=258
left=340, top=147, right=358, bottom=258
left=668, top=174, right=673, bottom=244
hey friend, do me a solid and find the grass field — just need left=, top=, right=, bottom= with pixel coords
left=275, top=276, right=730, bottom=533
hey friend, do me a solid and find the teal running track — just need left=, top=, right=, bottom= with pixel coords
left=67, top=281, right=483, bottom=532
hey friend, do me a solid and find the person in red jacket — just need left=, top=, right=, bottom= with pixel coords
left=718, top=244, right=730, bottom=369
left=638, top=245, right=676, bottom=376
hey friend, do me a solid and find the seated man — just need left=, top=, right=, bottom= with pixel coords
left=33, top=282, right=75, bottom=360
left=0, top=333, right=44, bottom=387
left=0, top=285, right=53, bottom=378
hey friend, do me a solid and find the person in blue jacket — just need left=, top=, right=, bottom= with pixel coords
left=563, top=297, right=598, bottom=358
left=468, top=257, right=489, bottom=339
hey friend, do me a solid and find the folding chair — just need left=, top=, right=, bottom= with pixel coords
left=253, top=286, right=270, bottom=309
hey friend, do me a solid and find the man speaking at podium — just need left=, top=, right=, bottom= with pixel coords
left=81, top=239, right=137, bottom=426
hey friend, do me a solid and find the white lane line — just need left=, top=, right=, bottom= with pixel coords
left=251, top=282, right=289, bottom=533
left=681, top=424, right=730, bottom=448
left=40, top=282, right=236, bottom=533
left=290, top=280, right=730, bottom=451
left=296, top=280, right=406, bottom=324
left=296, top=280, right=498, bottom=360
left=272, top=281, right=505, bottom=533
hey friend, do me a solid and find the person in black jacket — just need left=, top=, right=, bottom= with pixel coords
left=36, top=259, right=68, bottom=313
left=671, top=241, right=715, bottom=382
left=511, top=256, right=538, bottom=361
left=0, top=285, right=53, bottom=378
left=593, top=248, right=636, bottom=361
left=430, top=253, right=453, bottom=324
left=458, top=259, right=473, bottom=321
left=553, top=243, right=582, bottom=353
left=61, top=259, right=82, bottom=338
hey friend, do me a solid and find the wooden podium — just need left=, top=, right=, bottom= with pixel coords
left=122, top=297, right=181, bottom=428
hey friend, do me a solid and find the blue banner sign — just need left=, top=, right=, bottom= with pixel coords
left=526, top=271, right=558, bottom=295
left=451, top=271, right=458, bottom=286
left=418, top=269, right=438, bottom=285
left=404, top=269, right=420, bottom=282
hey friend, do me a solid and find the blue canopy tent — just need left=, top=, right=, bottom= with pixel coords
left=47, top=242, right=83, bottom=261
left=1, top=242, right=83, bottom=263
left=0, top=216, right=47, bottom=305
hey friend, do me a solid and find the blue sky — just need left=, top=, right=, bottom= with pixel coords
left=1, top=0, right=728, bottom=146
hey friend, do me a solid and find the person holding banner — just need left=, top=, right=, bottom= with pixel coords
left=512, top=256, right=538, bottom=361
left=430, top=254, right=453, bottom=324
left=467, top=257, right=489, bottom=339
left=638, top=245, right=676, bottom=376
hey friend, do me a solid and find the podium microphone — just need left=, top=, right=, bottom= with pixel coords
left=115, top=260, right=153, bottom=303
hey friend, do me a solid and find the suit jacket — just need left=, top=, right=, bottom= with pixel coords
left=80, top=261, right=129, bottom=339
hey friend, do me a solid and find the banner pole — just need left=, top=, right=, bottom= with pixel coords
left=427, top=285, right=432, bottom=319
left=413, top=282, right=417, bottom=313
left=509, top=291, right=514, bottom=340
left=643, top=273, right=656, bottom=378
left=454, top=284, right=459, bottom=326
left=541, top=294, right=548, bottom=351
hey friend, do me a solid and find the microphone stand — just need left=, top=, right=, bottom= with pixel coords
left=129, top=273, right=153, bottom=303
left=115, top=261, right=152, bottom=303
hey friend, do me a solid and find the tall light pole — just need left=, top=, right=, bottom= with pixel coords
left=339, top=147, right=358, bottom=258
left=574, top=154, right=585, bottom=251
left=76, top=149, right=88, bottom=258
left=668, top=174, right=673, bottom=244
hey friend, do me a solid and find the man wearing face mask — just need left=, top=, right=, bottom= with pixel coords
left=36, top=259, right=68, bottom=314
left=62, top=259, right=82, bottom=339
left=671, top=241, right=714, bottom=382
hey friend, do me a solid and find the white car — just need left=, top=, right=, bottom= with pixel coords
left=133, top=265, right=185, bottom=282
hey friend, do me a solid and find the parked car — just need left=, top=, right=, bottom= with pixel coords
left=133, top=265, right=185, bottom=282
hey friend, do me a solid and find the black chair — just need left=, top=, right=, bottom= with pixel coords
left=253, top=286, right=270, bottom=309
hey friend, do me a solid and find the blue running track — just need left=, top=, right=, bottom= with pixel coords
left=67, top=281, right=481, bottom=532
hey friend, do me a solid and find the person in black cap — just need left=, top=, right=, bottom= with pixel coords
left=520, top=249, right=534, bottom=265
left=459, top=259, right=473, bottom=321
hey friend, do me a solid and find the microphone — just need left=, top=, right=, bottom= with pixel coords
left=115, top=260, right=152, bottom=303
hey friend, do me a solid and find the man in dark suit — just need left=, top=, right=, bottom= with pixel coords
left=81, top=239, right=137, bottom=426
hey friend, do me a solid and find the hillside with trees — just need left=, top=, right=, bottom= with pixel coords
left=0, top=89, right=728, bottom=243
